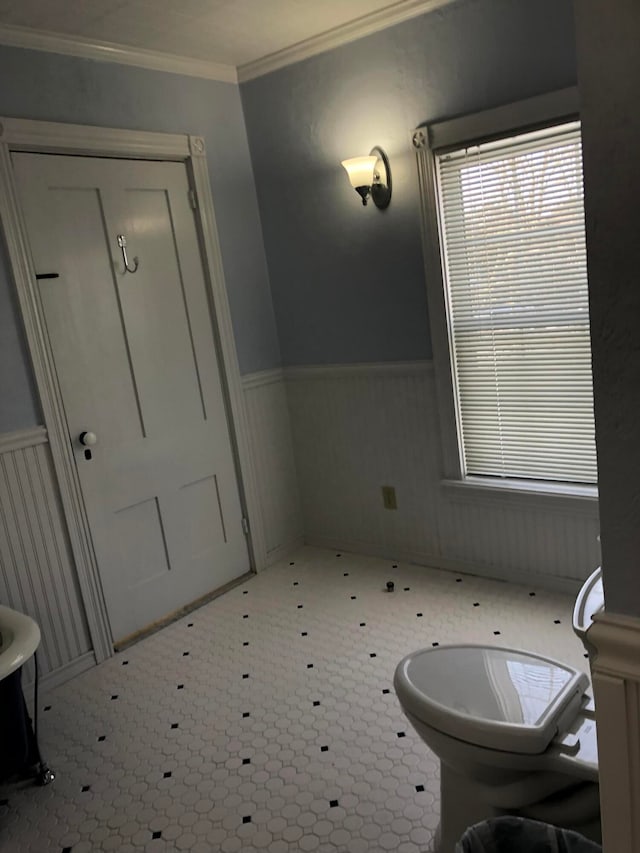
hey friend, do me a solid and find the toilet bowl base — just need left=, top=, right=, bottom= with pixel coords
left=436, top=762, right=601, bottom=852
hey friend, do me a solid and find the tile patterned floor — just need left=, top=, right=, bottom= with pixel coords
left=0, top=546, right=591, bottom=852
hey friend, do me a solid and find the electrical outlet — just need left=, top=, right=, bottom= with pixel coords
left=382, top=485, right=397, bottom=510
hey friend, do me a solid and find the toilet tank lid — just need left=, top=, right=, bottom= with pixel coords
left=393, top=645, right=589, bottom=755
left=572, top=567, right=604, bottom=641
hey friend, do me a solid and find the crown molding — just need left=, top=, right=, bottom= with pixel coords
left=0, top=1, right=458, bottom=86
left=237, top=0, right=457, bottom=82
left=0, top=23, right=238, bottom=83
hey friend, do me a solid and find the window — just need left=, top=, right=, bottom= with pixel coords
left=434, top=121, right=597, bottom=485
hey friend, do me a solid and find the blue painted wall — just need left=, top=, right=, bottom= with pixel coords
left=241, top=0, right=578, bottom=367
left=0, top=45, right=280, bottom=432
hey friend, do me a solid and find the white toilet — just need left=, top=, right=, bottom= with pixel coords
left=393, top=567, right=604, bottom=852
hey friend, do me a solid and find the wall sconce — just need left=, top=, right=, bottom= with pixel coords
left=341, top=146, right=392, bottom=209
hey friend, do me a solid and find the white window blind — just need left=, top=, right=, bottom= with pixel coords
left=436, top=122, right=597, bottom=484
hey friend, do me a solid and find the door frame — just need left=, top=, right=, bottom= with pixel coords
left=0, top=117, right=267, bottom=662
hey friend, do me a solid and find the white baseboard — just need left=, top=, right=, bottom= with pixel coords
left=23, top=651, right=97, bottom=697
left=265, top=535, right=305, bottom=567
left=304, top=535, right=583, bottom=596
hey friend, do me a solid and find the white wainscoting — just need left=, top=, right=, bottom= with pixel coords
left=589, top=612, right=640, bottom=852
left=284, top=362, right=600, bottom=592
left=242, top=369, right=303, bottom=563
left=0, top=427, right=94, bottom=685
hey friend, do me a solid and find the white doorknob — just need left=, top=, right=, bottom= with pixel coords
left=79, top=431, right=98, bottom=447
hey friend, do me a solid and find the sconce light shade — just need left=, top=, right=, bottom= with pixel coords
left=341, top=146, right=392, bottom=209
left=341, top=156, right=377, bottom=190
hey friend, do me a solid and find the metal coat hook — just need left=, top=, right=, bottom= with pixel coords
left=117, top=234, right=139, bottom=274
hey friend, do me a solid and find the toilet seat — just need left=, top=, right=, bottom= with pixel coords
left=394, top=645, right=590, bottom=755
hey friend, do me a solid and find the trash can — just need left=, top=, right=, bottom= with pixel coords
left=456, top=817, right=602, bottom=852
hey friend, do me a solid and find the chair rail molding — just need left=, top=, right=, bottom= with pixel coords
left=0, top=116, right=266, bottom=665
left=0, top=425, right=47, bottom=454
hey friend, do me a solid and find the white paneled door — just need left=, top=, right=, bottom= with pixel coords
left=13, top=153, right=250, bottom=644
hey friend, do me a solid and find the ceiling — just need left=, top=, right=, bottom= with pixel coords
left=0, top=0, right=448, bottom=77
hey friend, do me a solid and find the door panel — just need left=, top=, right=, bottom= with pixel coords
left=13, top=153, right=250, bottom=643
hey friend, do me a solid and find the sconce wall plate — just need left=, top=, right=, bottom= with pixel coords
left=369, top=146, right=392, bottom=210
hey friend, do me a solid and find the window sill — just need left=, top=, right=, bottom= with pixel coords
left=441, top=476, right=598, bottom=516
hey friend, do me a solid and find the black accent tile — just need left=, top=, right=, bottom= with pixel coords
left=392, top=564, right=398, bottom=568
left=188, top=622, right=194, bottom=627
left=554, top=619, right=561, bottom=624
left=397, top=732, right=406, bottom=738
left=350, top=596, right=357, bottom=600
left=369, top=653, right=377, bottom=658
left=243, top=590, right=248, bottom=595
left=359, top=622, right=366, bottom=627
left=301, top=632, right=308, bottom=636
left=529, top=592, right=536, bottom=597
left=307, top=663, right=314, bottom=669
left=321, top=745, right=329, bottom=752
left=297, top=604, right=303, bottom=609
left=242, top=673, right=249, bottom=679
left=493, top=630, right=501, bottom=635
left=81, top=785, right=91, bottom=792
left=171, top=723, right=179, bottom=729
left=122, top=660, right=129, bottom=666
left=416, top=613, right=423, bottom=618
left=313, top=700, right=320, bottom=707
left=456, top=578, right=462, bottom=583
left=343, top=572, right=349, bottom=577
left=330, top=799, right=339, bottom=808
left=404, top=587, right=410, bottom=591
left=163, top=771, right=172, bottom=778
left=432, top=642, right=439, bottom=647
left=177, top=684, right=184, bottom=690
left=111, top=695, right=118, bottom=700
left=242, top=815, right=252, bottom=824
left=382, top=689, right=391, bottom=695
left=336, top=554, right=342, bottom=557
left=243, top=642, right=249, bottom=646
left=44, top=705, right=52, bottom=712
left=242, top=758, right=251, bottom=765
left=415, top=784, right=425, bottom=792
left=62, top=848, right=73, bottom=853
left=473, top=602, right=480, bottom=607
left=243, top=712, right=250, bottom=718
left=243, top=614, right=249, bottom=619
left=97, top=735, right=106, bottom=742
left=183, top=651, right=190, bottom=656
left=293, top=582, right=299, bottom=586
left=152, top=831, right=162, bottom=839
left=289, top=562, right=295, bottom=566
